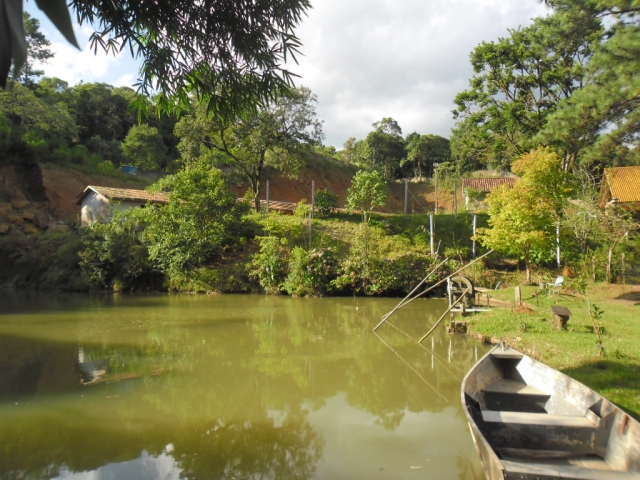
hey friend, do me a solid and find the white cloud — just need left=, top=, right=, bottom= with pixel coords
left=27, top=0, right=549, bottom=147
left=291, top=0, right=550, bottom=147
left=39, top=40, right=124, bottom=85
left=113, top=73, right=137, bottom=89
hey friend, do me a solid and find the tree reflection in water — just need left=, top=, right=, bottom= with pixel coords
left=0, top=294, right=486, bottom=480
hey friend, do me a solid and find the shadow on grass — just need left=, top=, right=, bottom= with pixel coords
left=614, top=291, right=640, bottom=304
left=561, top=359, right=640, bottom=421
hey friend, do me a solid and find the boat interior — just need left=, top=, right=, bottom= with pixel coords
left=463, top=345, right=639, bottom=479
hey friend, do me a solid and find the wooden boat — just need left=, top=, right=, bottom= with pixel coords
left=462, top=343, right=640, bottom=479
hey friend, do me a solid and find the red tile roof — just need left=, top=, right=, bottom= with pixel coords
left=461, top=177, right=517, bottom=193
left=72, top=186, right=169, bottom=205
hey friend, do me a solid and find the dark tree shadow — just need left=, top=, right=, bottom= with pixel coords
left=614, top=291, right=640, bottom=304
left=561, top=359, right=640, bottom=421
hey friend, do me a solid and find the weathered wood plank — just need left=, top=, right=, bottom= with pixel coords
left=482, top=410, right=597, bottom=428
left=483, top=379, right=549, bottom=396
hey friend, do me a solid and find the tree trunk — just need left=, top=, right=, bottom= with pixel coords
left=249, top=176, right=261, bottom=212
left=607, top=237, right=622, bottom=283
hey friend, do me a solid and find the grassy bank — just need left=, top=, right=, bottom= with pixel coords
left=467, top=282, right=640, bottom=419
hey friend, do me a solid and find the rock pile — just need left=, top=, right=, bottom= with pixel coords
left=0, top=201, right=70, bottom=236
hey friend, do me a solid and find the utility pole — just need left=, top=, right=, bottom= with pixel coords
left=404, top=179, right=408, bottom=216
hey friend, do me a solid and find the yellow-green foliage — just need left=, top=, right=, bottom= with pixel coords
left=476, top=149, right=574, bottom=277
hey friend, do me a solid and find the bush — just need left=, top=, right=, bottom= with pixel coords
left=315, top=188, right=339, bottom=215
left=79, top=208, right=163, bottom=290
left=283, top=246, right=339, bottom=296
left=249, top=236, right=290, bottom=294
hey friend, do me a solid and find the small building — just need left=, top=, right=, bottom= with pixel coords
left=461, top=177, right=517, bottom=210
left=599, top=166, right=640, bottom=215
left=72, top=186, right=168, bottom=226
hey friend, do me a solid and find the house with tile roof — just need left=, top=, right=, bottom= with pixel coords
left=461, top=177, right=518, bottom=210
left=599, top=166, right=640, bottom=215
left=73, top=186, right=169, bottom=226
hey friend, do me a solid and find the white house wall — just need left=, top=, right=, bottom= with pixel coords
left=80, top=191, right=143, bottom=226
left=80, top=191, right=111, bottom=227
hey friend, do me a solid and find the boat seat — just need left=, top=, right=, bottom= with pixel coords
left=480, top=410, right=599, bottom=453
left=501, top=459, right=637, bottom=480
left=490, top=349, right=523, bottom=360
left=482, top=410, right=598, bottom=428
left=482, top=379, right=551, bottom=413
left=483, top=379, right=548, bottom=396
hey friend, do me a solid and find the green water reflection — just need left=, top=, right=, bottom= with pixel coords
left=0, top=293, right=488, bottom=480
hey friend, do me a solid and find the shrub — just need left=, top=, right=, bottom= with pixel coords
left=283, top=246, right=339, bottom=296
left=249, top=236, right=289, bottom=294
left=315, top=188, right=339, bottom=215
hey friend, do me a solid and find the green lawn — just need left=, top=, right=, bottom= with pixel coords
left=468, top=282, right=640, bottom=419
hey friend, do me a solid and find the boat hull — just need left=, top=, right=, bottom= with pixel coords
left=461, top=344, right=640, bottom=480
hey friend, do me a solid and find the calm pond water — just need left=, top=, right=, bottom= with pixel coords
left=0, top=293, right=488, bottom=480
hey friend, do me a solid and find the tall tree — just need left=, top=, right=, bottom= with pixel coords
left=71, top=83, right=137, bottom=142
left=403, top=133, right=450, bottom=179
left=539, top=1, right=640, bottom=168
left=122, top=124, right=167, bottom=171
left=13, top=13, right=53, bottom=88
left=176, top=87, right=323, bottom=211
left=357, top=118, right=405, bottom=180
left=452, top=10, right=602, bottom=171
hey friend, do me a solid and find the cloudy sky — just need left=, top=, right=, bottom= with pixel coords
left=27, top=0, right=548, bottom=149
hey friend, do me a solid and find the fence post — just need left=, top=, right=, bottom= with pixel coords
left=430, top=214, right=435, bottom=255
left=309, top=180, right=315, bottom=245
left=454, top=183, right=458, bottom=219
left=556, top=222, right=561, bottom=269
left=266, top=180, right=270, bottom=215
left=622, top=253, right=626, bottom=284
left=472, top=214, right=477, bottom=258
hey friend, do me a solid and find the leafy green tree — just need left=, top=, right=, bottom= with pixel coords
left=144, top=161, right=250, bottom=279
left=346, top=170, right=388, bottom=223
left=12, top=13, right=54, bottom=88
left=176, top=87, right=323, bottom=211
left=539, top=1, right=640, bottom=167
left=357, top=118, right=405, bottom=180
left=0, top=81, right=76, bottom=140
left=403, top=133, right=450, bottom=179
left=452, top=10, right=602, bottom=170
left=122, top=124, right=167, bottom=171
left=450, top=117, right=491, bottom=173
left=71, top=83, right=137, bottom=142
left=476, top=149, right=574, bottom=283
left=34, top=77, right=72, bottom=105
left=338, top=137, right=358, bottom=164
